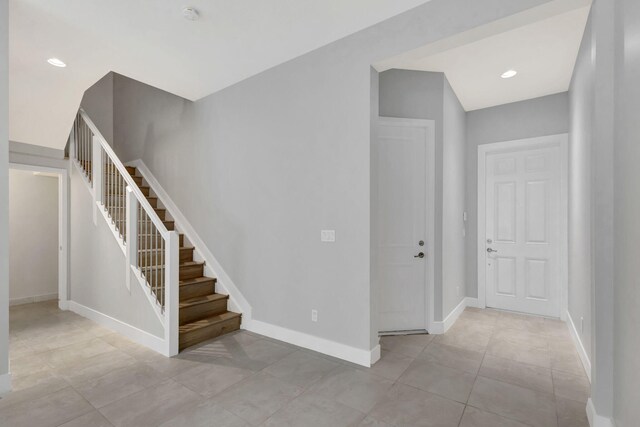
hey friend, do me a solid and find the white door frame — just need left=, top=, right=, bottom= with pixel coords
left=376, top=117, right=436, bottom=333
left=8, top=163, right=70, bottom=310
left=477, top=134, right=568, bottom=320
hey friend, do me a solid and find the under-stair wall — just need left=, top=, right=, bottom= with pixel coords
left=69, top=162, right=165, bottom=345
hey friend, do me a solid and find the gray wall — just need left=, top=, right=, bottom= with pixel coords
left=81, top=72, right=114, bottom=146
left=0, top=0, right=9, bottom=387
left=465, top=93, right=570, bottom=298
left=369, top=67, right=379, bottom=348
left=613, top=0, right=640, bottom=423
left=9, top=141, right=67, bottom=170
left=568, top=12, right=593, bottom=366
left=105, top=0, right=550, bottom=352
left=442, top=79, right=466, bottom=316
left=587, top=0, right=616, bottom=418
left=378, top=69, right=466, bottom=320
left=113, top=75, right=190, bottom=162
left=9, top=170, right=58, bottom=303
left=568, top=0, right=617, bottom=421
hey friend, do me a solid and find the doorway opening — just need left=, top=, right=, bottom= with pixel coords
left=9, top=164, right=69, bottom=310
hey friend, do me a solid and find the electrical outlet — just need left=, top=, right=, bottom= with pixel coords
left=311, top=309, right=318, bottom=322
left=321, top=230, right=336, bottom=242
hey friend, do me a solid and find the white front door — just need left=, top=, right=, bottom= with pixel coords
left=377, top=118, right=433, bottom=332
left=484, top=144, right=562, bottom=317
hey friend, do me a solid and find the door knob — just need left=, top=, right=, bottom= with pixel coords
left=486, top=248, right=498, bottom=253
left=414, top=252, right=425, bottom=258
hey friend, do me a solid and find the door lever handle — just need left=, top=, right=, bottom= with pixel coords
left=486, top=248, right=498, bottom=253
left=414, top=252, right=425, bottom=258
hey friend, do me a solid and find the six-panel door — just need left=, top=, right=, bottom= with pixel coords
left=485, top=145, right=561, bottom=317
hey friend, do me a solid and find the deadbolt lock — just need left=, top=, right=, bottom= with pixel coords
left=419, top=240, right=424, bottom=246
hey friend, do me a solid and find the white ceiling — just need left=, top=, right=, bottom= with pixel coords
left=375, top=4, right=591, bottom=111
left=10, top=0, right=432, bottom=148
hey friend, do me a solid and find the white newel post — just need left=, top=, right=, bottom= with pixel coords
left=125, top=187, right=138, bottom=291
left=165, top=231, right=180, bottom=356
left=92, top=136, right=102, bottom=225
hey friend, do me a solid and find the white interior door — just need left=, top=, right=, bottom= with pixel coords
left=484, top=145, right=561, bottom=317
left=377, top=119, right=431, bottom=332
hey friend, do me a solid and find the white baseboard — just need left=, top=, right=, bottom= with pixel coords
left=370, top=344, right=381, bottom=365
left=567, top=311, right=592, bottom=382
left=247, top=319, right=377, bottom=367
left=430, top=297, right=468, bottom=334
left=587, top=398, right=615, bottom=427
left=0, top=372, right=12, bottom=396
left=68, top=301, right=166, bottom=355
left=9, top=293, right=58, bottom=306
left=128, top=160, right=252, bottom=323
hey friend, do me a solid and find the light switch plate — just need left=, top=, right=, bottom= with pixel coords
left=321, top=230, right=336, bottom=242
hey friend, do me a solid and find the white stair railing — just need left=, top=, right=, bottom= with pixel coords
left=70, top=108, right=179, bottom=357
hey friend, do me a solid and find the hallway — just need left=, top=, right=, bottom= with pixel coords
left=1, top=302, right=588, bottom=426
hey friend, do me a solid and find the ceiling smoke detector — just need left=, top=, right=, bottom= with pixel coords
left=182, top=7, right=200, bottom=21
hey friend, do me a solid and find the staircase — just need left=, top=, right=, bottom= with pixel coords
left=125, top=167, right=242, bottom=351
left=72, top=109, right=241, bottom=354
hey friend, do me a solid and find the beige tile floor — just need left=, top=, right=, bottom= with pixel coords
left=1, top=301, right=590, bottom=426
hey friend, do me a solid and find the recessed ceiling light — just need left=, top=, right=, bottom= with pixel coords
left=47, top=58, right=66, bottom=68
left=501, top=69, right=517, bottom=79
left=182, top=7, right=200, bottom=21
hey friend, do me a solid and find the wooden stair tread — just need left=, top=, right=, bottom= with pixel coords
left=180, top=261, right=203, bottom=267
left=179, top=276, right=216, bottom=286
left=179, top=312, right=241, bottom=334
left=179, top=293, right=228, bottom=309
left=143, top=261, right=203, bottom=271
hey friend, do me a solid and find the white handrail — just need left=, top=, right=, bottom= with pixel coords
left=78, top=108, right=169, bottom=238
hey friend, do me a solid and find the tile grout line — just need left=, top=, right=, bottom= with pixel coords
left=457, top=311, right=497, bottom=427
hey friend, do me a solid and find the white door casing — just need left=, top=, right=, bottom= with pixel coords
left=376, top=118, right=435, bottom=332
left=478, top=135, right=568, bottom=318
